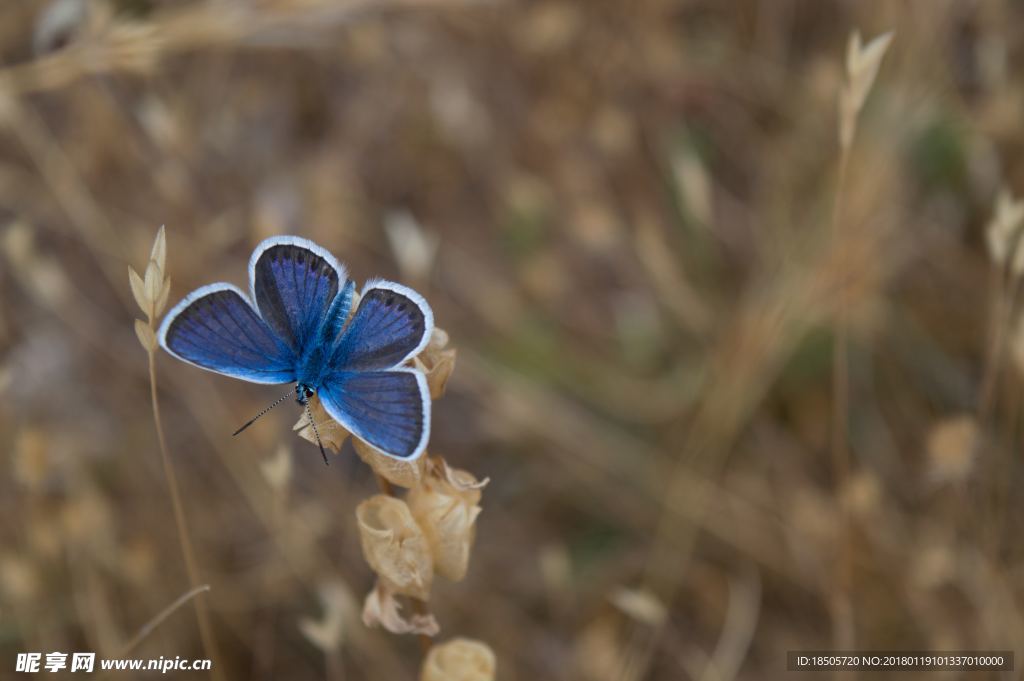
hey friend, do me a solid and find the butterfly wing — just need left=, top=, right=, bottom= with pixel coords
left=250, top=236, right=346, bottom=354
left=331, top=280, right=433, bottom=371
left=318, top=368, right=430, bottom=460
left=158, top=284, right=296, bottom=384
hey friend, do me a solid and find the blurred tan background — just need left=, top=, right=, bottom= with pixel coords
left=2, top=0, right=1023, bottom=679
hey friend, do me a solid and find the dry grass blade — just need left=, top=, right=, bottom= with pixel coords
left=117, top=584, right=211, bottom=658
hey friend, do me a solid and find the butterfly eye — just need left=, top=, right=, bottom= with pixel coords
left=304, top=386, right=314, bottom=398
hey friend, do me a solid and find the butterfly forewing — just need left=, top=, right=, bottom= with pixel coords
left=317, top=369, right=430, bottom=460
left=251, top=237, right=344, bottom=353
left=158, top=284, right=296, bottom=384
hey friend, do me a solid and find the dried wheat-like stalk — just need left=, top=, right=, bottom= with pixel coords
left=130, top=226, right=223, bottom=680
left=979, top=190, right=1024, bottom=418
left=831, top=28, right=892, bottom=661
left=977, top=189, right=1024, bottom=557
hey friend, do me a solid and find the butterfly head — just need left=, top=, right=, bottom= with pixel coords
left=295, top=384, right=315, bottom=405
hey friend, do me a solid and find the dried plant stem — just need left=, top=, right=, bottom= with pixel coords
left=977, top=271, right=1012, bottom=425
left=974, top=270, right=1007, bottom=419
left=147, top=350, right=224, bottom=680
left=978, top=274, right=1019, bottom=555
left=118, top=584, right=211, bottom=657
left=830, top=144, right=855, bottom=663
left=410, top=600, right=434, bottom=656
left=372, top=472, right=432, bottom=655
left=374, top=472, right=395, bottom=497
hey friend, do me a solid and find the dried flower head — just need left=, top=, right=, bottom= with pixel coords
left=839, top=30, right=894, bottom=149
left=420, top=638, right=496, bottom=681
left=414, top=328, right=457, bottom=399
left=357, top=495, right=434, bottom=600
left=362, top=581, right=439, bottom=636
left=129, top=226, right=170, bottom=352
left=407, top=459, right=486, bottom=582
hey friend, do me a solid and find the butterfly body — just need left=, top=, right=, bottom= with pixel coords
left=158, top=236, right=433, bottom=461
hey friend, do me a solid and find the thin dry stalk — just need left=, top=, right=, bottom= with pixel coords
left=828, top=29, right=893, bottom=663
left=132, top=227, right=223, bottom=680
left=118, top=584, right=211, bottom=657
left=977, top=268, right=1011, bottom=424
left=978, top=274, right=1021, bottom=556
left=146, top=350, right=224, bottom=680
left=828, top=135, right=856, bottom=664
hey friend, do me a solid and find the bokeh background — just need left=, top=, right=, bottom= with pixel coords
left=2, top=0, right=1023, bottom=678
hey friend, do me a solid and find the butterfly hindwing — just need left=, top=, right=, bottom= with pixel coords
left=250, top=236, right=345, bottom=353
left=317, top=368, right=430, bottom=460
left=331, top=281, right=433, bottom=371
left=158, top=284, right=296, bottom=384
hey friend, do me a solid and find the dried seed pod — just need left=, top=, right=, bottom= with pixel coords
left=353, top=437, right=428, bottom=489
left=356, top=495, right=433, bottom=600
left=413, top=328, right=457, bottom=399
left=293, top=394, right=350, bottom=454
left=407, top=459, right=486, bottom=582
left=362, top=581, right=439, bottom=636
left=421, top=638, right=496, bottom=681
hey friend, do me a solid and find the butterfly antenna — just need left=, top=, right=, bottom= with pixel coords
left=304, top=400, right=330, bottom=466
left=232, top=388, right=296, bottom=436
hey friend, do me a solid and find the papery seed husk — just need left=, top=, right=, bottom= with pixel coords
left=155, top=277, right=171, bottom=318
left=135, top=319, right=157, bottom=352
left=407, top=460, right=484, bottom=581
left=293, top=394, right=349, bottom=453
left=353, top=437, right=427, bottom=488
left=150, top=225, right=167, bottom=272
left=143, top=260, right=162, bottom=314
left=363, top=581, right=439, bottom=636
left=420, top=638, right=496, bottom=681
left=129, top=267, right=148, bottom=315
left=356, top=495, right=433, bottom=600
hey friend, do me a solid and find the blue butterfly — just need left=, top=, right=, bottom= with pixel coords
left=157, top=236, right=433, bottom=464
